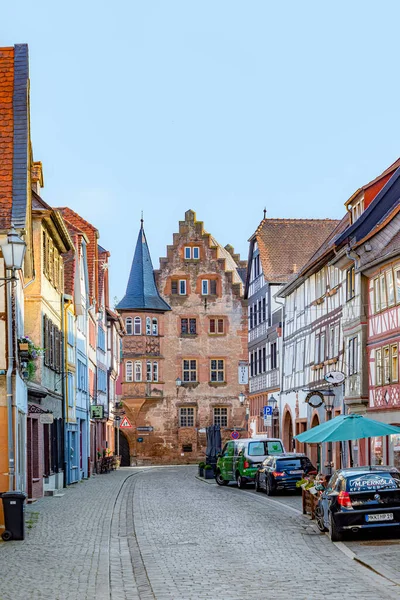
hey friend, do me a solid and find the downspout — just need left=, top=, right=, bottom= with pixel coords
left=61, top=294, right=73, bottom=487
left=6, top=270, right=15, bottom=491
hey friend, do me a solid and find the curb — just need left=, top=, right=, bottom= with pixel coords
left=195, top=475, right=216, bottom=485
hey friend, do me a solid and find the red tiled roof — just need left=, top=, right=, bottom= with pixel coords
left=57, top=207, right=99, bottom=306
left=255, top=219, right=341, bottom=282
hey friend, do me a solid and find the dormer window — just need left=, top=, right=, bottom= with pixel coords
left=349, top=198, right=364, bottom=224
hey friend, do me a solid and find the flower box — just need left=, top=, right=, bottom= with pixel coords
left=302, top=487, right=319, bottom=519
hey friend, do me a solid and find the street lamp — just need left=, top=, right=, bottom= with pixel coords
left=176, top=377, right=182, bottom=396
left=323, top=388, right=336, bottom=475
left=268, top=394, right=279, bottom=438
left=0, top=226, right=27, bottom=492
left=238, top=392, right=246, bottom=405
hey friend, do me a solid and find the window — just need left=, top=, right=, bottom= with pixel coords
left=146, top=317, right=151, bottom=336
left=171, top=280, right=178, bottom=294
left=214, top=407, right=228, bottom=427
left=210, top=359, right=225, bottom=382
left=67, top=371, right=75, bottom=407
left=376, top=349, right=382, bottom=386
left=296, top=339, right=305, bottom=372
left=202, top=280, right=208, bottom=295
left=209, top=318, right=224, bottom=334
left=346, top=266, right=355, bottom=301
left=134, top=317, right=141, bottom=335
left=152, top=318, right=158, bottom=336
left=180, top=407, right=194, bottom=427
left=271, top=342, right=277, bottom=370
left=184, top=247, right=191, bottom=259
left=315, top=269, right=326, bottom=299
left=380, top=274, right=387, bottom=311
left=146, top=361, right=152, bottom=382
left=387, top=271, right=395, bottom=306
left=392, top=344, right=398, bottom=383
left=182, top=444, right=192, bottom=452
left=262, top=347, right=266, bottom=372
left=43, top=315, right=62, bottom=373
left=171, top=279, right=188, bottom=295
left=249, top=306, right=253, bottom=329
left=126, top=361, right=133, bottom=382
left=348, top=337, right=358, bottom=376
left=262, top=297, right=266, bottom=322
left=183, top=359, right=197, bottom=382
left=134, top=361, right=142, bottom=382
left=181, top=318, right=197, bottom=335
left=320, top=332, right=326, bottom=364
left=314, top=334, right=321, bottom=365
left=193, top=247, right=199, bottom=260
left=258, top=300, right=262, bottom=324
left=253, top=304, right=257, bottom=326
left=77, top=359, right=87, bottom=392
left=179, top=280, right=187, bottom=295
left=250, top=353, right=254, bottom=377
left=97, top=326, right=106, bottom=351
left=383, top=346, right=390, bottom=384
left=97, top=368, right=107, bottom=393
left=396, top=268, right=400, bottom=303
left=184, top=247, right=200, bottom=260
left=252, top=254, right=260, bottom=280
left=89, top=319, right=96, bottom=348
left=329, top=324, right=340, bottom=358
left=373, top=279, right=380, bottom=313
left=153, top=362, right=159, bottom=382
left=258, top=348, right=262, bottom=373
left=254, top=350, right=258, bottom=375
left=201, top=279, right=217, bottom=295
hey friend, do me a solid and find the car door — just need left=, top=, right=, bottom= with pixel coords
left=321, top=472, right=339, bottom=529
left=224, top=442, right=235, bottom=481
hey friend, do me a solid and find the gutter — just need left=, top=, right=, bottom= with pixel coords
left=6, top=270, right=15, bottom=491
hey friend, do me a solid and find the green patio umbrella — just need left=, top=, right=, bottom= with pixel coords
left=295, top=413, right=400, bottom=444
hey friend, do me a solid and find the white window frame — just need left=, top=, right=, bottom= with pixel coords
left=134, top=317, right=141, bottom=335
left=125, top=317, right=133, bottom=335
left=193, top=247, right=200, bottom=260
left=348, top=336, right=358, bottom=376
left=179, top=280, right=186, bottom=295
left=146, top=316, right=151, bottom=336
left=126, top=361, right=133, bottom=382
left=153, top=362, right=159, bottom=382
left=202, top=280, right=209, bottom=296
left=152, top=318, right=158, bottom=336
left=134, top=361, right=142, bottom=382
left=184, top=247, right=191, bottom=259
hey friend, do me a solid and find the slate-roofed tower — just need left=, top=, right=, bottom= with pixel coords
left=116, top=220, right=170, bottom=465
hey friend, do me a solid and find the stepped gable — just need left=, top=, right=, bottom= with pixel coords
left=57, top=207, right=99, bottom=306
left=116, top=220, right=171, bottom=312
left=254, top=217, right=341, bottom=283
left=157, top=209, right=245, bottom=297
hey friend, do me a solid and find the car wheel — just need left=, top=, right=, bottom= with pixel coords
left=329, top=513, right=343, bottom=542
left=266, top=477, right=274, bottom=496
left=215, top=471, right=229, bottom=486
left=237, top=474, right=246, bottom=489
left=255, top=475, right=262, bottom=492
left=315, top=505, right=328, bottom=533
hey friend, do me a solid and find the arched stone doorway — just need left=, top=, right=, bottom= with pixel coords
left=282, top=408, right=294, bottom=452
left=309, top=413, right=320, bottom=470
left=116, top=430, right=130, bottom=466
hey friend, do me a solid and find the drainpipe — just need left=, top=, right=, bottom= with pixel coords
left=6, top=269, right=15, bottom=491
left=61, top=294, right=73, bottom=487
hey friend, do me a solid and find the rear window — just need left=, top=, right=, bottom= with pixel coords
left=248, top=441, right=283, bottom=456
left=346, top=472, right=400, bottom=493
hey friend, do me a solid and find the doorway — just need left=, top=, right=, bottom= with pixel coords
left=116, top=430, right=130, bottom=466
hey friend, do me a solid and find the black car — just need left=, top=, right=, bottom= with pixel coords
left=255, top=453, right=317, bottom=495
left=317, top=466, right=400, bottom=541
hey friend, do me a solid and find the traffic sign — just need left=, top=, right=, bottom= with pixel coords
left=231, top=430, right=240, bottom=440
left=263, top=406, right=273, bottom=427
left=137, top=426, right=153, bottom=432
left=120, top=416, right=132, bottom=428
left=137, top=437, right=144, bottom=443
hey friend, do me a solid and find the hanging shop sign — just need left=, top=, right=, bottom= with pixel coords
left=39, top=413, right=54, bottom=425
left=238, top=362, right=249, bottom=385
left=324, top=371, right=345, bottom=385
left=90, top=405, right=104, bottom=419
left=305, top=391, right=325, bottom=409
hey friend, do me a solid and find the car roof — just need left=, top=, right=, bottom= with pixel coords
left=269, top=453, right=308, bottom=459
left=233, top=437, right=282, bottom=444
left=335, top=466, right=400, bottom=477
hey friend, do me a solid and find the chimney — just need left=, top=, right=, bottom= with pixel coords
left=31, top=161, right=44, bottom=195
left=293, top=263, right=298, bottom=273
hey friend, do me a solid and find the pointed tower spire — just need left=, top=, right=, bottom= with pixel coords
left=116, top=222, right=171, bottom=311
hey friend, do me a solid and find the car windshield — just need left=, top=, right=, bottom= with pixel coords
left=248, top=441, right=283, bottom=456
left=346, top=472, right=400, bottom=492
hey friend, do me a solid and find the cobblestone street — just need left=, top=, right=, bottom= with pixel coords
left=0, top=466, right=399, bottom=600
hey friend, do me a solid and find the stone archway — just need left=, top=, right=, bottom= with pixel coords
left=116, top=430, right=130, bottom=466
left=309, top=413, right=320, bottom=470
left=282, top=408, right=294, bottom=452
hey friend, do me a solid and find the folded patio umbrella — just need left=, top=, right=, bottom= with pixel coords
left=295, top=413, right=400, bottom=443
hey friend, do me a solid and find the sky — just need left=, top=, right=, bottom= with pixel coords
left=2, top=1, right=400, bottom=302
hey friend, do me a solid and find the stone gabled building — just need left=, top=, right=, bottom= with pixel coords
left=117, top=210, right=248, bottom=464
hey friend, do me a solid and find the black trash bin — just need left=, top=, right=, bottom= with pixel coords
left=1, top=491, right=27, bottom=541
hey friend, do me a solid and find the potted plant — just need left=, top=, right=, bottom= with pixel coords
left=198, top=461, right=205, bottom=477
left=204, top=465, right=214, bottom=480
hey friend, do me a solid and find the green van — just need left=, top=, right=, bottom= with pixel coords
left=215, top=437, right=285, bottom=488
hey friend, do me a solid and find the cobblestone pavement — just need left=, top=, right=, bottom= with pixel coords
left=0, top=466, right=399, bottom=600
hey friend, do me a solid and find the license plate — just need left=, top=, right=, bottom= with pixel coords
left=289, top=470, right=303, bottom=475
left=366, top=513, right=394, bottom=522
